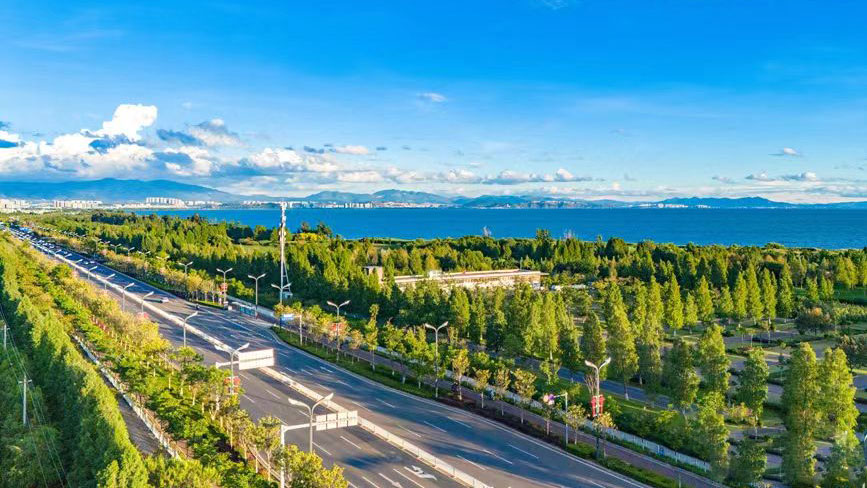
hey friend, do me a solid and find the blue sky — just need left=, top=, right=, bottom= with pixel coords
left=2, top=1, right=867, bottom=202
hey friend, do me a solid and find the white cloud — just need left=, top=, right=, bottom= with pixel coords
left=245, top=147, right=339, bottom=173
left=334, top=145, right=370, bottom=155
left=418, top=92, right=447, bottom=103
left=772, top=147, right=802, bottom=157
left=337, top=170, right=384, bottom=183
left=781, top=171, right=818, bottom=182
left=93, top=104, right=157, bottom=141
left=746, top=172, right=774, bottom=182
left=187, top=118, right=240, bottom=146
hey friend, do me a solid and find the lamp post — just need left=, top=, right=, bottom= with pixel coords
left=326, top=299, right=350, bottom=318
left=424, top=321, right=448, bottom=397
left=126, top=246, right=135, bottom=256
left=585, top=357, right=611, bottom=459
left=216, top=267, right=233, bottom=306
left=544, top=391, right=569, bottom=443
left=141, top=291, right=154, bottom=314
left=182, top=311, right=199, bottom=348
left=179, top=261, right=193, bottom=297
left=247, top=273, right=266, bottom=317
left=288, top=393, right=334, bottom=453
left=272, top=282, right=292, bottom=305
left=121, top=283, right=134, bottom=312
left=104, top=273, right=115, bottom=290
left=87, top=265, right=98, bottom=283
left=216, top=342, right=249, bottom=394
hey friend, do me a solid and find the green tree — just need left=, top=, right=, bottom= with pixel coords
left=364, top=304, right=379, bottom=371
left=451, top=347, right=470, bottom=401
left=683, top=292, right=698, bottom=331
left=735, top=348, right=768, bottom=430
left=760, top=269, right=777, bottom=339
left=696, top=276, right=715, bottom=324
left=647, top=276, right=665, bottom=331
left=692, top=393, right=729, bottom=479
left=663, top=339, right=699, bottom=414
left=777, top=263, right=795, bottom=318
left=745, top=264, right=763, bottom=325
left=727, top=438, right=766, bottom=487
left=448, top=288, right=471, bottom=339
left=580, top=312, right=607, bottom=379
left=512, top=369, right=537, bottom=424
left=733, top=273, right=748, bottom=323
left=716, top=285, right=734, bottom=321
left=822, top=432, right=859, bottom=488
left=696, top=324, right=730, bottom=397
left=493, top=367, right=511, bottom=416
left=806, top=276, right=820, bottom=303
left=817, top=348, right=858, bottom=439
left=605, top=283, right=638, bottom=399
left=472, top=367, right=491, bottom=408
left=781, top=343, right=819, bottom=487
left=664, top=278, right=684, bottom=334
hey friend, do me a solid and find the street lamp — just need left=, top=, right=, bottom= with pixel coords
left=543, top=391, right=569, bottom=442
left=182, top=311, right=199, bottom=348
left=326, top=299, right=350, bottom=318
left=179, top=261, right=193, bottom=297
left=287, top=392, right=334, bottom=453
left=121, top=283, right=134, bottom=312
left=141, top=291, right=154, bottom=314
left=584, top=357, right=611, bottom=459
left=215, top=342, right=249, bottom=394
left=271, top=282, right=292, bottom=305
left=87, top=265, right=98, bottom=283
left=216, top=267, right=233, bottom=306
left=104, top=273, right=115, bottom=290
left=424, top=321, right=448, bottom=397
left=126, top=246, right=135, bottom=256
left=247, top=273, right=266, bottom=317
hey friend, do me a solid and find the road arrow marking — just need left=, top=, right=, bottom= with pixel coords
left=377, top=472, right=402, bottom=488
left=406, top=465, right=436, bottom=479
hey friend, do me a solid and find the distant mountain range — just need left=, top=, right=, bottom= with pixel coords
left=4, top=178, right=867, bottom=209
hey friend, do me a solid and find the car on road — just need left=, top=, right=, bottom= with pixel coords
left=159, top=296, right=169, bottom=303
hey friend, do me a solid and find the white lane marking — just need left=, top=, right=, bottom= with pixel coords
left=341, top=435, right=362, bottom=450
left=508, top=443, right=539, bottom=460
left=422, top=420, right=446, bottom=433
left=234, top=322, right=252, bottom=332
left=267, top=390, right=280, bottom=399
left=456, top=454, right=486, bottom=471
left=319, top=366, right=334, bottom=372
left=482, top=448, right=513, bottom=465
left=333, top=379, right=350, bottom=387
left=284, top=367, right=298, bottom=374
left=377, top=399, right=396, bottom=408
left=448, top=416, right=472, bottom=428
left=297, top=409, right=307, bottom=417
left=362, top=476, right=381, bottom=488
left=350, top=399, right=369, bottom=410
left=398, top=424, right=421, bottom=438
left=242, top=394, right=256, bottom=404
left=377, top=473, right=401, bottom=488
left=313, top=442, right=332, bottom=456
left=393, top=468, right=425, bottom=488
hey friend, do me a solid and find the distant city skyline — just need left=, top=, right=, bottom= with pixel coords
left=2, top=1, right=867, bottom=202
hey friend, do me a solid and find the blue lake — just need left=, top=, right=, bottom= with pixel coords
left=133, top=207, right=867, bottom=249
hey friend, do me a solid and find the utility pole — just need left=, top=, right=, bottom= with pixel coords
left=278, top=202, right=289, bottom=303
left=19, top=373, right=32, bottom=425
left=288, top=393, right=334, bottom=453
left=182, top=311, right=199, bottom=348
left=585, top=357, right=610, bottom=459
left=216, top=267, right=233, bottom=306
left=122, top=283, right=134, bottom=312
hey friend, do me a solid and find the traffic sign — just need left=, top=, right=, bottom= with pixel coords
left=315, top=410, right=359, bottom=431
left=236, top=348, right=275, bottom=370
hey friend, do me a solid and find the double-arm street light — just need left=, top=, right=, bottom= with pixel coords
left=216, top=267, right=233, bottom=306
left=182, top=311, right=199, bottom=348
left=271, top=282, right=292, bottom=305
left=327, top=299, right=350, bottom=318
left=287, top=393, right=334, bottom=453
left=121, top=283, right=134, bottom=312
left=247, top=273, right=266, bottom=317
left=179, top=261, right=193, bottom=297
left=585, top=357, right=611, bottom=459
left=424, top=321, right=448, bottom=397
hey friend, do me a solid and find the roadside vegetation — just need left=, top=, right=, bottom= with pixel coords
left=14, top=210, right=867, bottom=485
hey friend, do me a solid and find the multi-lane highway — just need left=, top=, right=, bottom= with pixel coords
left=18, top=231, right=657, bottom=488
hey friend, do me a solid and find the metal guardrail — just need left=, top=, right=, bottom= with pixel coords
left=71, top=334, right=179, bottom=458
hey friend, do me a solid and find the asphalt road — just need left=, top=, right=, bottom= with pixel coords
left=21, top=233, right=655, bottom=488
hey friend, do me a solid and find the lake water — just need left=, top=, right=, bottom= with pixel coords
left=133, top=207, right=867, bottom=249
